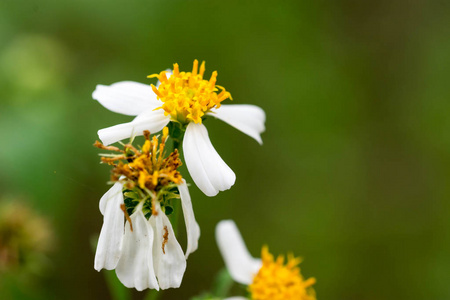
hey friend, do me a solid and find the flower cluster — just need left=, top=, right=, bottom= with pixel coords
left=93, top=60, right=265, bottom=196
left=92, top=60, right=316, bottom=299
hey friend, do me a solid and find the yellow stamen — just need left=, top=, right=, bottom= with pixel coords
left=152, top=171, right=159, bottom=186
left=163, top=127, right=169, bottom=139
left=199, top=61, right=206, bottom=77
left=142, top=140, right=151, bottom=154
left=192, top=59, right=198, bottom=76
left=148, top=60, right=232, bottom=124
left=249, top=246, right=316, bottom=300
left=173, top=63, right=180, bottom=76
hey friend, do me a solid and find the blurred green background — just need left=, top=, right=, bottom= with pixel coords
left=1, top=0, right=450, bottom=299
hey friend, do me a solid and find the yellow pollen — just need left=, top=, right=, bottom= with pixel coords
left=249, top=246, right=316, bottom=300
left=95, top=127, right=182, bottom=190
left=148, top=60, right=232, bottom=124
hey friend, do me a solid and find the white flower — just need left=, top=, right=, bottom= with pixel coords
left=94, top=180, right=200, bottom=291
left=216, top=220, right=316, bottom=300
left=93, top=60, right=266, bottom=197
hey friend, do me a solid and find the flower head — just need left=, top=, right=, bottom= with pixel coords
left=216, top=220, right=316, bottom=300
left=249, top=246, right=316, bottom=300
left=96, top=127, right=181, bottom=193
left=94, top=129, right=200, bottom=291
left=149, top=60, right=232, bottom=124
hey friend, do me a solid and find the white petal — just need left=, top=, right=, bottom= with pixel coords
left=178, top=179, right=200, bottom=258
left=150, top=201, right=186, bottom=290
left=207, top=104, right=266, bottom=145
left=215, top=220, right=262, bottom=285
left=98, top=109, right=170, bottom=146
left=99, top=182, right=123, bottom=215
left=115, top=208, right=159, bottom=291
left=93, top=81, right=161, bottom=116
left=94, top=183, right=125, bottom=271
left=183, top=123, right=236, bottom=197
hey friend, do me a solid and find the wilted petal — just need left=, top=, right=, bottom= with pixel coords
left=178, top=179, right=200, bottom=258
left=94, top=183, right=125, bottom=271
left=99, top=182, right=123, bottom=215
left=183, top=123, right=236, bottom=197
left=93, top=81, right=161, bottom=116
left=207, top=104, right=266, bottom=145
left=150, top=202, right=186, bottom=290
left=216, top=220, right=262, bottom=285
left=98, top=109, right=170, bottom=146
left=115, top=208, right=159, bottom=291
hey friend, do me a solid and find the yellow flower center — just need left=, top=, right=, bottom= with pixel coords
left=95, top=127, right=182, bottom=191
left=249, top=246, right=316, bottom=300
left=148, top=60, right=232, bottom=124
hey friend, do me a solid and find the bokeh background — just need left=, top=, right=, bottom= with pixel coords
left=1, top=0, right=450, bottom=299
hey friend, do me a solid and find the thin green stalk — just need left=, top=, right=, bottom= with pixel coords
left=90, top=237, right=131, bottom=300
left=144, top=289, right=161, bottom=300
left=104, top=270, right=131, bottom=300
left=169, top=138, right=182, bottom=235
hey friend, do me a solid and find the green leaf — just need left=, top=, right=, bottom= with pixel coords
left=164, top=205, right=173, bottom=215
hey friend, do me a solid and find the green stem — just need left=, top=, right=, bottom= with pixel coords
left=90, top=237, right=131, bottom=300
left=169, top=138, right=182, bottom=235
left=104, top=270, right=131, bottom=300
left=144, top=289, right=160, bottom=300
left=211, top=268, right=234, bottom=298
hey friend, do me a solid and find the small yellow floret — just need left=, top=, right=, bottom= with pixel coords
left=249, top=246, right=316, bottom=300
left=148, top=60, right=232, bottom=124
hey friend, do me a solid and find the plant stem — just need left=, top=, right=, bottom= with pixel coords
left=144, top=289, right=160, bottom=300
left=169, top=138, right=182, bottom=235
left=104, top=270, right=131, bottom=300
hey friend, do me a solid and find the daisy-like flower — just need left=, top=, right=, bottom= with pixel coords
left=216, top=220, right=316, bottom=300
left=94, top=129, right=200, bottom=291
left=93, top=60, right=266, bottom=196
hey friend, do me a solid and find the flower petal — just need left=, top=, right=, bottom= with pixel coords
left=93, top=81, right=161, bottom=116
left=94, top=183, right=125, bottom=271
left=183, top=123, right=236, bottom=197
left=98, top=109, right=170, bottom=146
left=115, top=208, right=159, bottom=291
left=207, top=104, right=266, bottom=145
left=150, top=201, right=186, bottom=290
left=178, top=179, right=200, bottom=258
left=215, top=220, right=262, bottom=285
left=224, top=298, right=249, bottom=300
left=99, top=182, right=123, bottom=215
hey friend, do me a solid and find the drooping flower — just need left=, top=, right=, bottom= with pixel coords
left=94, top=129, right=200, bottom=291
left=216, top=220, right=316, bottom=300
left=93, top=60, right=266, bottom=196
